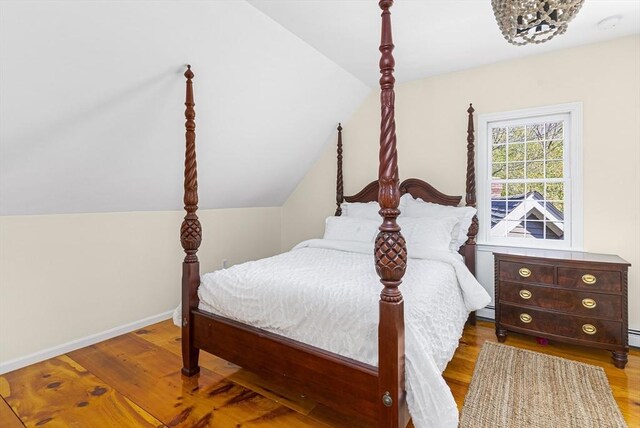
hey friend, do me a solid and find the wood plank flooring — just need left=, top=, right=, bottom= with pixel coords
left=1, top=320, right=637, bottom=427
left=0, top=396, right=24, bottom=428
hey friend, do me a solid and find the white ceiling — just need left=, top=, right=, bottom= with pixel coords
left=248, top=0, right=640, bottom=87
left=0, top=1, right=368, bottom=215
left=2, top=1, right=638, bottom=216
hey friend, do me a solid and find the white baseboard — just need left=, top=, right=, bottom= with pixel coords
left=0, top=310, right=174, bottom=375
left=475, top=306, right=639, bottom=348
left=476, top=306, right=496, bottom=320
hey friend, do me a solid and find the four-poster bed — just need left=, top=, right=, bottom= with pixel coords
left=179, top=2, right=488, bottom=426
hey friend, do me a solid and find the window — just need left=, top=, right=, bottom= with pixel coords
left=477, top=104, right=583, bottom=249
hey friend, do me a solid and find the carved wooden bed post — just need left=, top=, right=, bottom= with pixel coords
left=335, top=123, right=344, bottom=216
left=375, top=2, right=408, bottom=426
left=181, top=65, right=201, bottom=376
left=465, top=103, right=478, bottom=326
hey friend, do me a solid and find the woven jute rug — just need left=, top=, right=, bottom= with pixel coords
left=459, top=342, right=627, bottom=428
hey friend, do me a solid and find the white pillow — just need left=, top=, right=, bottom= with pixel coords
left=341, top=196, right=409, bottom=220
left=340, top=201, right=380, bottom=220
left=323, top=216, right=380, bottom=243
left=402, top=198, right=476, bottom=251
left=398, top=216, right=459, bottom=252
left=399, top=193, right=415, bottom=208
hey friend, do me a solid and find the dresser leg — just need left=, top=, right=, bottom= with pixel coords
left=612, top=351, right=628, bottom=369
left=496, top=328, right=507, bottom=343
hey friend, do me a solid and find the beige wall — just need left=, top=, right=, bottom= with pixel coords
left=282, top=36, right=640, bottom=330
left=0, top=207, right=281, bottom=365
left=2, top=36, right=638, bottom=368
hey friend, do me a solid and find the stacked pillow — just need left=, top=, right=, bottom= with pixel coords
left=340, top=196, right=411, bottom=220
left=323, top=214, right=457, bottom=252
left=401, top=194, right=476, bottom=252
left=339, top=201, right=380, bottom=220
left=397, top=216, right=459, bottom=252
left=330, top=193, right=476, bottom=252
left=323, top=216, right=379, bottom=243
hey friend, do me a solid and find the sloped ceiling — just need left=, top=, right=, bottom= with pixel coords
left=248, top=0, right=640, bottom=86
left=0, top=1, right=369, bottom=215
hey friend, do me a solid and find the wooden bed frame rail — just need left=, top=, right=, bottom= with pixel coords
left=180, top=2, right=475, bottom=426
left=192, top=309, right=380, bottom=424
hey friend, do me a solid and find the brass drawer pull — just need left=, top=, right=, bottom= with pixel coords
left=519, top=313, right=532, bottom=323
left=519, top=267, right=532, bottom=278
left=582, top=274, right=597, bottom=285
left=519, top=289, right=532, bottom=299
left=582, top=324, right=597, bottom=335
left=582, top=298, right=596, bottom=309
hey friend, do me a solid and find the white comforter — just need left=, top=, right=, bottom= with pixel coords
left=174, top=239, right=490, bottom=428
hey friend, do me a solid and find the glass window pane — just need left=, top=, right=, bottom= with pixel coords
left=545, top=182, right=564, bottom=203
left=509, top=126, right=525, bottom=142
left=523, top=200, right=543, bottom=219
left=526, top=141, right=544, bottom=160
left=491, top=199, right=506, bottom=230
left=491, top=182, right=506, bottom=198
left=546, top=122, right=563, bottom=140
left=546, top=140, right=563, bottom=160
left=546, top=160, right=563, bottom=178
left=492, top=163, right=506, bottom=179
left=530, top=199, right=541, bottom=218
left=524, top=220, right=545, bottom=239
left=546, top=200, right=564, bottom=217
left=526, top=123, right=544, bottom=141
left=507, top=162, right=524, bottom=179
left=492, top=145, right=506, bottom=163
left=506, top=201, right=522, bottom=216
left=505, top=184, right=525, bottom=218
left=545, top=221, right=564, bottom=240
left=505, top=183, right=525, bottom=199
left=492, top=128, right=507, bottom=144
left=507, top=143, right=525, bottom=161
left=527, top=182, right=545, bottom=198
left=520, top=200, right=531, bottom=222
left=506, top=220, right=527, bottom=237
left=504, top=183, right=525, bottom=213
left=526, top=161, right=544, bottom=179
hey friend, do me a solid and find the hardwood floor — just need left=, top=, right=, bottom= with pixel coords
left=1, top=319, right=637, bottom=427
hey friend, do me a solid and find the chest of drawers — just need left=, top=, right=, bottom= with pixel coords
left=494, top=249, right=630, bottom=368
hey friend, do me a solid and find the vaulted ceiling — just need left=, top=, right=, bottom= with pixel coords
left=1, top=1, right=638, bottom=215
left=0, top=1, right=368, bottom=215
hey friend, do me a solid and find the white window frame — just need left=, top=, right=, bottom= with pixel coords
left=477, top=103, right=583, bottom=250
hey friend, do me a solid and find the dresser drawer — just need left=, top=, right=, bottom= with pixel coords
left=499, top=282, right=622, bottom=320
left=499, top=261, right=554, bottom=284
left=557, top=268, right=621, bottom=292
left=500, top=304, right=623, bottom=346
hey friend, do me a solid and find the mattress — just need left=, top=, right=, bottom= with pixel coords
left=174, top=238, right=490, bottom=428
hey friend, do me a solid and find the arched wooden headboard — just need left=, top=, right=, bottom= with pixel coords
left=343, top=178, right=462, bottom=207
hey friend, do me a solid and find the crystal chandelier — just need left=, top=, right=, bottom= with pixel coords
left=492, top=0, right=584, bottom=45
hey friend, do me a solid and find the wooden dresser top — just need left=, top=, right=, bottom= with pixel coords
left=493, top=247, right=630, bottom=266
